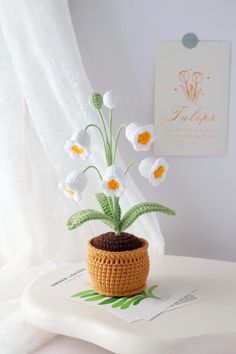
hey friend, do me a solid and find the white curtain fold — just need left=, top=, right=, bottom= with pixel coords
left=0, top=0, right=164, bottom=352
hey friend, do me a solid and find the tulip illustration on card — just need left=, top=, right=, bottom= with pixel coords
left=155, top=41, right=231, bottom=156
left=179, top=70, right=203, bottom=104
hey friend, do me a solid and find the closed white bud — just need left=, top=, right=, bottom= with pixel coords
left=103, top=90, right=117, bottom=109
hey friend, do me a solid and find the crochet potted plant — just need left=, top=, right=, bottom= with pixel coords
left=59, top=91, right=175, bottom=297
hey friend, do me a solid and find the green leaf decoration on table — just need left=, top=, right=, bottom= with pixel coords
left=111, top=297, right=129, bottom=308
left=119, top=202, right=176, bottom=232
left=95, top=193, right=114, bottom=218
left=98, top=297, right=120, bottom=305
left=71, top=285, right=160, bottom=310
left=146, top=285, right=161, bottom=298
left=89, top=92, right=103, bottom=110
left=119, top=295, right=143, bottom=309
left=133, top=297, right=144, bottom=306
left=85, top=295, right=105, bottom=302
left=80, top=292, right=98, bottom=298
left=71, top=289, right=94, bottom=297
left=67, top=209, right=115, bottom=230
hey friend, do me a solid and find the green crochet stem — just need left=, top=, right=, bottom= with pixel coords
left=98, top=110, right=109, bottom=142
left=124, top=162, right=138, bottom=175
left=113, top=124, right=127, bottom=162
left=83, top=165, right=103, bottom=181
left=113, top=196, right=121, bottom=234
left=90, top=104, right=125, bottom=218
left=85, top=124, right=106, bottom=150
left=98, top=110, right=112, bottom=166
left=109, top=109, right=113, bottom=156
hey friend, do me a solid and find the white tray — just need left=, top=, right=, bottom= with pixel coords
left=22, top=255, right=236, bottom=354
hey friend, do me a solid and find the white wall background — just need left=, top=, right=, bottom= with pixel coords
left=69, top=0, right=236, bottom=261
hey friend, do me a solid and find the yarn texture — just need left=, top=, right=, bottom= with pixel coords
left=87, top=237, right=149, bottom=296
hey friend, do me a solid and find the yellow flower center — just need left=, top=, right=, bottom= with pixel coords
left=107, top=179, right=120, bottom=191
left=137, top=131, right=151, bottom=145
left=154, top=165, right=165, bottom=179
left=71, top=145, right=84, bottom=154
left=64, top=187, right=75, bottom=196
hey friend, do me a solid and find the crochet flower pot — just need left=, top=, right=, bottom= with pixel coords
left=87, top=233, right=149, bottom=296
left=60, top=90, right=175, bottom=297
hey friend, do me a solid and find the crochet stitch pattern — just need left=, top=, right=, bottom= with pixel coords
left=87, top=238, right=149, bottom=296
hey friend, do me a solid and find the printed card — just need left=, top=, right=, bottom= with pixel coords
left=33, top=262, right=198, bottom=323
left=155, top=41, right=231, bottom=156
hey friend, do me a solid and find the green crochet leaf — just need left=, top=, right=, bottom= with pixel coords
left=89, top=92, right=103, bottom=110
left=95, top=193, right=114, bottom=218
left=120, top=202, right=176, bottom=232
left=67, top=209, right=115, bottom=230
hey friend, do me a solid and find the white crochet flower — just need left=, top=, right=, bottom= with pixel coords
left=125, top=123, right=155, bottom=151
left=64, top=130, right=90, bottom=160
left=58, top=170, right=87, bottom=202
left=139, top=157, right=169, bottom=186
left=103, top=90, right=117, bottom=109
left=101, top=165, right=125, bottom=197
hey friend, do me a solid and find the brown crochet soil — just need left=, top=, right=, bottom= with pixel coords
left=91, top=232, right=143, bottom=252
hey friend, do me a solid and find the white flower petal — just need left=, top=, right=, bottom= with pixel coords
left=149, top=177, right=161, bottom=187
left=71, top=130, right=90, bottom=144
left=145, top=124, right=155, bottom=143
left=65, top=130, right=90, bottom=159
left=102, top=181, right=124, bottom=197
left=71, top=131, right=79, bottom=141
left=139, top=157, right=169, bottom=186
left=138, top=157, right=155, bottom=178
left=68, top=150, right=76, bottom=159
left=63, top=189, right=74, bottom=199
left=102, top=187, right=113, bottom=197
left=148, top=158, right=169, bottom=186
left=65, top=170, right=87, bottom=191
left=79, top=149, right=90, bottom=160
left=102, top=165, right=125, bottom=197
left=126, top=123, right=155, bottom=151
left=59, top=170, right=87, bottom=202
left=103, top=90, right=117, bottom=109
left=125, top=122, right=140, bottom=143
left=132, top=140, right=151, bottom=151
left=104, top=165, right=123, bottom=180
left=134, top=126, right=154, bottom=148
left=64, top=140, right=72, bottom=152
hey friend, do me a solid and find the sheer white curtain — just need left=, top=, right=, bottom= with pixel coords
left=0, top=0, right=164, bottom=353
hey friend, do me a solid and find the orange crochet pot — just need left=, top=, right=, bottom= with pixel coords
left=87, top=237, right=149, bottom=297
